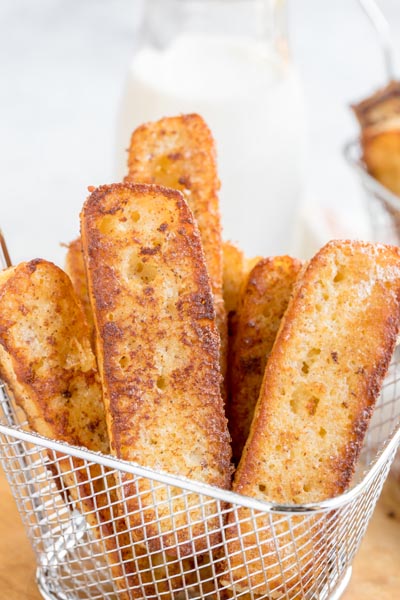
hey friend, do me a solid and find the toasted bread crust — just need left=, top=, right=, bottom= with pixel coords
left=228, top=256, right=302, bottom=464
left=223, top=240, right=400, bottom=596
left=352, top=81, right=400, bottom=129
left=81, top=183, right=232, bottom=555
left=125, top=114, right=227, bottom=379
left=65, top=237, right=95, bottom=344
left=222, top=241, right=246, bottom=316
left=223, top=242, right=261, bottom=406
left=223, top=242, right=247, bottom=405
left=0, top=260, right=137, bottom=598
left=362, top=127, right=400, bottom=197
left=352, top=83, right=400, bottom=233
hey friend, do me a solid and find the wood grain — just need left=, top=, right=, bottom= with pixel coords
left=0, top=465, right=398, bottom=599
left=0, top=465, right=41, bottom=600
left=342, top=474, right=400, bottom=600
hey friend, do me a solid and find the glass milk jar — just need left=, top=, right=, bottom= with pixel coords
left=115, top=0, right=306, bottom=257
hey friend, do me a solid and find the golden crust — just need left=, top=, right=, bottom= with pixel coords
left=228, top=256, right=302, bottom=464
left=352, top=80, right=400, bottom=129
left=0, top=259, right=137, bottom=598
left=352, top=82, right=400, bottom=232
left=125, top=113, right=227, bottom=381
left=223, top=241, right=261, bottom=406
left=81, top=183, right=232, bottom=556
left=222, top=240, right=400, bottom=597
left=362, top=128, right=400, bottom=197
left=222, top=241, right=246, bottom=316
left=64, top=237, right=95, bottom=345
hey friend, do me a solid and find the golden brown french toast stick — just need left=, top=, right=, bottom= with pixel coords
left=352, top=83, right=400, bottom=233
left=361, top=125, right=400, bottom=197
left=222, top=240, right=261, bottom=327
left=228, top=256, right=302, bottom=464
left=222, top=241, right=246, bottom=318
left=81, top=183, right=232, bottom=556
left=125, top=114, right=227, bottom=380
left=223, top=240, right=400, bottom=597
left=65, top=237, right=95, bottom=343
left=0, top=259, right=135, bottom=598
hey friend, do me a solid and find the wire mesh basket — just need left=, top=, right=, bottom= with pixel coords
left=344, top=139, right=400, bottom=245
left=1, top=340, right=400, bottom=600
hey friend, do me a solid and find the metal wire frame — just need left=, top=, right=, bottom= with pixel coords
left=344, top=139, right=400, bottom=246
left=0, top=347, right=400, bottom=600
left=344, top=136, right=400, bottom=484
left=0, top=193, right=400, bottom=599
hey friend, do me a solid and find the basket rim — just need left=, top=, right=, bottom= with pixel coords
left=0, top=408, right=399, bottom=516
left=343, top=138, right=400, bottom=213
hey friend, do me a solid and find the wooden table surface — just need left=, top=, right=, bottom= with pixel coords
left=0, top=467, right=399, bottom=600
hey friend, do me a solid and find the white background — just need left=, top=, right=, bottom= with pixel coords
left=1, top=0, right=400, bottom=266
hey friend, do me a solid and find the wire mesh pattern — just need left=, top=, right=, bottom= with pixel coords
left=344, top=136, right=400, bottom=475
left=1, top=347, right=400, bottom=600
left=344, top=139, right=400, bottom=246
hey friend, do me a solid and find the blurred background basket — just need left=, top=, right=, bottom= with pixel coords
left=0, top=351, right=400, bottom=600
left=344, top=139, right=400, bottom=246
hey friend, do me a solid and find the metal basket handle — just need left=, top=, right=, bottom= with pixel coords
left=358, top=0, right=395, bottom=82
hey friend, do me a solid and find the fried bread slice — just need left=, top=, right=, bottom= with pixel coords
left=81, top=183, right=232, bottom=556
left=222, top=241, right=246, bottom=318
left=0, top=260, right=136, bottom=598
left=223, top=241, right=261, bottom=408
left=352, top=83, right=400, bottom=234
left=361, top=123, right=400, bottom=197
left=222, top=241, right=260, bottom=322
left=223, top=240, right=400, bottom=597
left=65, top=237, right=95, bottom=344
left=359, top=122, right=400, bottom=239
left=125, top=114, right=227, bottom=381
left=228, top=256, right=302, bottom=464
left=352, top=82, right=400, bottom=195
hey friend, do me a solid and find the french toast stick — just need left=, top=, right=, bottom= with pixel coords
left=222, top=241, right=246, bottom=318
left=228, top=256, right=302, bottom=464
left=361, top=124, right=400, bottom=238
left=125, top=114, right=227, bottom=383
left=0, top=260, right=136, bottom=599
left=361, top=124, right=400, bottom=198
left=222, top=241, right=260, bottom=330
left=352, top=83, right=400, bottom=235
left=222, top=240, right=400, bottom=597
left=65, top=237, right=95, bottom=344
left=81, top=183, right=232, bottom=556
left=222, top=242, right=247, bottom=378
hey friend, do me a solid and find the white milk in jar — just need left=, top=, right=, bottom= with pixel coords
left=116, top=5, right=306, bottom=257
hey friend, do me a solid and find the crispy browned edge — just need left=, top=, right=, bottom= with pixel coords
left=125, top=113, right=227, bottom=386
left=352, top=80, right=400, bottom=128
left=80, top=182, right=232, bottom=556
left=0, top=260, right=137, bottom=599
left=227, top=256, right=302, bottom=464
